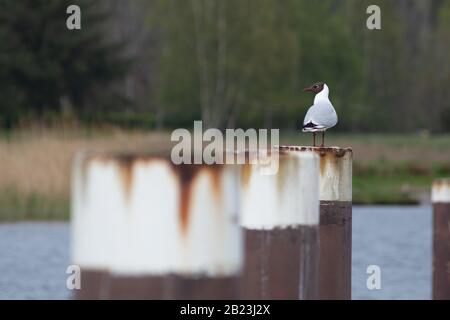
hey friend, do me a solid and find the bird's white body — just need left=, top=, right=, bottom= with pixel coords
left=302, top=84, right=338, bottom=132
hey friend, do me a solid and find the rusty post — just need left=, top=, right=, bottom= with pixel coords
left=71, top=152, right=242, bottom=299
left=432, top=178, right=450, bottom=300
left=240, top=150, right=320, bottom=299
left=278, top=146, right=352, bottom=300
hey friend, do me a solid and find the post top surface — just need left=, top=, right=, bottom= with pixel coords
left=432, top=178, right=450, bottom=203
left=276, top=145, right=352, bottom=158
left=433, top=178, right=450, bottom=186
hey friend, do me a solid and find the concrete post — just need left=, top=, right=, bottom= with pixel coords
left=277, top=146, right=352, bottom=300
left=71, top=152, right=242, bottom=299
left=240, top=150, right=320, bottom=299
left=432, top=178, right=450, bottom=300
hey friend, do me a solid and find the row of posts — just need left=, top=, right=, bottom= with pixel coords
left=71, top=146, right=450, bottom=299
left=71, top=146, right=352, bottom=299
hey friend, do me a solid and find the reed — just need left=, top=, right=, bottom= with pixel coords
left=0, top=128, right=171, bottom=220
left=0, top=128, right=448, bottom=220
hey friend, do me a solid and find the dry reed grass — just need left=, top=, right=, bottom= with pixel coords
left=0, top=128, right=448, bottom=219
left=0, top=128, right=171, bottom=219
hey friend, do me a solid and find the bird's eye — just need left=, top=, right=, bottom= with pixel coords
left=313, top=85, right=318, bottom=88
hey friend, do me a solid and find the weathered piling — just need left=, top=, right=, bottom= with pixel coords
left=71, top=152, right=242, bottom=299
left=278, top=146, right=352, bottom=300
left=432, top=178, right=450, bottom=300
left=240, top=150, right=320, bottom=299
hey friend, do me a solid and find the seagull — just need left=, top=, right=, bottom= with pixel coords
left=302, top=82, right=338, bottom=147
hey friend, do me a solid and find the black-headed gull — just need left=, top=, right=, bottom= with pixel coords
left=302, top=82, right=338, bottom=147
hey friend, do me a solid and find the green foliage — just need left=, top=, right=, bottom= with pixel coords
left=0, top=0, right=130, bottom=127
left=80, top=112, right=155, bottom=129
left=294, top=0, right=364, bottom=131
left=0, top=0, right=449, bottom=132
left=150, top=0, right=364, bottom=129
left=149, top=0, right=450, bottom=132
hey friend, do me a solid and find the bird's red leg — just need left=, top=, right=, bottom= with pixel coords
left=321, top=131, right=325, bottom=147
left=313, top=132, right=316, bottom=147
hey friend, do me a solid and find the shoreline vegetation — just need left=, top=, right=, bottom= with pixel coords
left=0, top=127, right=449, bottom=221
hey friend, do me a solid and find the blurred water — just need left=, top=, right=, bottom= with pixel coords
left=0, top=206, right=432, bottom=300
left=352, top=205, right=431, bottom=300
left=0, top=223, right=71, bottom=299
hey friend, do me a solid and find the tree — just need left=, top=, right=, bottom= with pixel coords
left=0, top=0, right=130, bottom=127
left=150, top=0, right=366, bottom=130
left=151, top=0, right=301, bottom=129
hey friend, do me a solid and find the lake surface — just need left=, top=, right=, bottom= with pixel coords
left=352, top=206, right=431, bottom=299
left=0, top=206, right=432, bottom=300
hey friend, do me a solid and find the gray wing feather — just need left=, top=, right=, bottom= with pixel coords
left=303, top=100, right=338, bottom=128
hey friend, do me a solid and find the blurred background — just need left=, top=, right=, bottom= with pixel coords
left=0, top=0, right=449, bottom=220
left=0, top=0, right=449, bottom=299
left=2, top=0, right=450, bottom=131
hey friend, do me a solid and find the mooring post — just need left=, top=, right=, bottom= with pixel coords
left=71, top=152, right=242, bottom=299
left=240, top=150, right=320, bottom=299
left=278, top=146, right=352, bottom=300
left=432, top=178, right=450, bottom=300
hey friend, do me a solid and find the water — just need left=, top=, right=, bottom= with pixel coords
left=352, top=206, right=431, bottom=299
left=0, top=223, right=70, bottom=299
left=0, top=206, right=432, bottom=300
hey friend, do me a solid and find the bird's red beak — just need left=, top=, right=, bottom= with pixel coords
left=303, top=86, right=314, bottom=92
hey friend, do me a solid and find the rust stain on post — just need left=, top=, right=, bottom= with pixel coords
left=170, top=164, right=226, bottom=234
left=319, top=152, right=339, bottom=177
left=77, top=152, right=140, bottom=204
left=78, top=153, right=173, bottom=203
left=434, top=180, right=447, bottom=191
left=115, top=155, right=135, bottom=202
left=209, top=167, right=223, bottom=202
left=241, top=164, right=252, bottom=189
left=171, top=164, right=201, bottom=235
left=179, top=180, right=192, bottom=234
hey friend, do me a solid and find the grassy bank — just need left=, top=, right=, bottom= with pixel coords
left=0, top=128, right=448, bottom=221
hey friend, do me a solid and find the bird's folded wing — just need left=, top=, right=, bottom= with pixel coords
left=303, top=101, right=337, bottom=128
left=303, top=106, right=316, bottom=126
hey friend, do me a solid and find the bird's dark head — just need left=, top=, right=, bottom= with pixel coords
left=303, top=82, right=325, bottom=94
